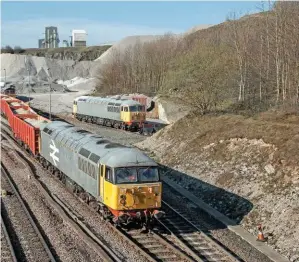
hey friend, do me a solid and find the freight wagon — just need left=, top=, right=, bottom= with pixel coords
left=0, top=95, right=50, bottom=155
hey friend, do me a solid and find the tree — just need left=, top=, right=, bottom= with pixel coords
left=4, top=45, right=14, bottom=54
left=161, top=43, right=237, bottom=115
left=14, top=46, right=24, bottom=54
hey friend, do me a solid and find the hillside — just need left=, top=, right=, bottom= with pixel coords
left=97, top=4, right=299, bottom=114
left=136, top=111, right=299, bottom=261
left=1, top=45, right=111, bottom=61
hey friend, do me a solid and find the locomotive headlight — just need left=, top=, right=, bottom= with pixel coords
left=154, top=187, right=159, bottom=194
left=120, top=195, right=126, bottom=205
left=148, top=187, right=153, bottom=193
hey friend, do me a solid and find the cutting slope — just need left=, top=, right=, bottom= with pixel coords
left=136, top=112, right=299, bottom=261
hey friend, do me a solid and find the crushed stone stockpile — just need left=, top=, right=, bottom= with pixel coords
left=135, top=112, right=299, bottom=262
left=94, top=35, right=163, bottom=64
left=1, top=53, right=100, bottom=82
left=94, top=24, right=213, bottom=64
left=29, top=77, right=96, bottom=115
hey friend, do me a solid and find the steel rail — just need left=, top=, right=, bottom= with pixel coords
left=1, top=163, right=56, bottom=262
left=159, top=200, right=243, bottom=262
left=1, top=124, right=192, bottom=262
left=1, top=214, right=18, bottom=262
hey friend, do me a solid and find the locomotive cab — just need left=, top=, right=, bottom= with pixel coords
left=99, top=163, right=164, bottom=226
left=120, top=105, right=146, bottom=130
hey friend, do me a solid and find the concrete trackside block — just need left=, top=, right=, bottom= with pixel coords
left=163, top=176, right=290, bottom=262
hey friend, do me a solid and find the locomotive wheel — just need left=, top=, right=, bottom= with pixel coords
left=49, top=165, right=54, bottom=174
left=41, top=159, right=47, bottom=169
left=54, top=170, right=60, bottom=178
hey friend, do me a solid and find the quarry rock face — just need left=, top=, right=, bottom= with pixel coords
left=1, top=54, right=100, bottom=81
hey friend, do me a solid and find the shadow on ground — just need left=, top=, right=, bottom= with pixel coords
left=16, top=95, right=34, bottom=103
left=159, top=164, right=253, bottom=226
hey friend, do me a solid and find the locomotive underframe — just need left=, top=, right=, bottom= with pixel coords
left=74, top=113, right=140, bottom=131
left=73, top=113, right=157, bottom=136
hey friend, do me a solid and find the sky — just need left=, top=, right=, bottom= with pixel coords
left=1, top=1, right=267, bottom=48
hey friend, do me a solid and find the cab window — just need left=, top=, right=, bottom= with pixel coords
left=129, top=105, right=138, bottom=112
left=105, top=167, right=113, bottom=182
left=138, top=167, right=159, bottom=182
left=115, top=167, right=138, bottom=184
left=124, top=107, right=129, bottom=112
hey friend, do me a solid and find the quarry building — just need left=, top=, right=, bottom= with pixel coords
left=45, top=26, right=59, bottom=48
left=71, top=30, right=87, bottom=47
left=37, top=27, right=87, bottom=48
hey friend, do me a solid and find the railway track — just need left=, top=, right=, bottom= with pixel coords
left=1, top=125, right=194, bottom=262
left=1, top=215, right=17, bottom=262
left=158, top=201, right=243, bottom=262
left=119, top=227, right=193, bottom=262
left=31, top=106, right=160, bottom=137
left=1, top=163, right=56, bottom=262
left=55, top=192, right=192, bottom=262
left=1, top=123, right=242, bottom=262
left=1, top=135, right=122, bottom=262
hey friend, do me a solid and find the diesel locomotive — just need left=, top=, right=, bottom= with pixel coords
left=1, top=95, right=164, bottom=227
left=72, top=96, right=146, bottom=131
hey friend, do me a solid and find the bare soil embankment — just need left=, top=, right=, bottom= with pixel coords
left=136, top=111, right=299, bottom=262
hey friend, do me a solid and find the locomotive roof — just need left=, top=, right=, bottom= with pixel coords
left=43, top=121, right=157, bottom=168
left=74, top=96, right=142, bottom=106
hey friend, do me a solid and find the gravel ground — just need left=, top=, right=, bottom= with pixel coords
left=1, top=132, right=150, bottom=262
left=162, top=183, right=273, bottom=262
left=1, top=145, right=104, bottom=262
left=1, top=170, right=52, bottom=262
left=1, top=220, right=15, bottom=262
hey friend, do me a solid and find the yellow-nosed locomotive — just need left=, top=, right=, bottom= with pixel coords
left=73, top=96, right=146, bottom=131
left=39, top=121, right=164, bottom=227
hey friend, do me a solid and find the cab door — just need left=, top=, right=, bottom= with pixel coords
left=120, top=106, right=125, bottom=121
left=73, top=101, right=78, bottom=115
left=121, top=106, right=130, bottom=122
left=99, top=164, right=105, bottom=201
